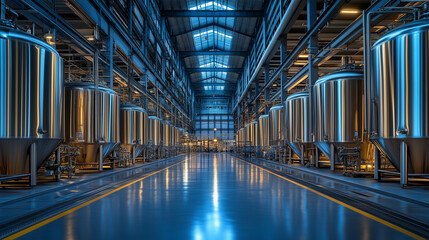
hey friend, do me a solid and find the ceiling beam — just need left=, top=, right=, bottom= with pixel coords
left=194, top=83, right=235, bottom=86
left=180, top=50, right=248, bottom=57
left=186, top=68, right=242, bottom=72
left=161, top=10, right=264, bottom=18
left=195, top=90, right=234, bottom=96
left=173, top=23, right=253, bottom=38
left=193, top=77, right=235, bottom=83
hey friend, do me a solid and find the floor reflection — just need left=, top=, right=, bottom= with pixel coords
left=21, top=153, right=414, bottom=240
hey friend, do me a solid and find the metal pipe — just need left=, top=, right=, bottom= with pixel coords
left=94, top=50, right=100, bottom=142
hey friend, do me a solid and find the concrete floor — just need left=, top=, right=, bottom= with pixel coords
left=14, top=153, right=416, bottom=240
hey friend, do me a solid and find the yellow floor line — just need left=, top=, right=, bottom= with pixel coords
left=239, top=158, right=424, bottom=240
left=5, top=159, right=187, bottom=240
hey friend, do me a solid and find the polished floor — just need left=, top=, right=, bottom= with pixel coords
left=19, top=153, right=414, bottom=239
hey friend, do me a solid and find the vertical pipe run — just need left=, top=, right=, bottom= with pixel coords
left=307, top=0, right=318, bottom=166
left=94, top=50, right=100, bottom=142
left=363, top=10, right=372, bottom=137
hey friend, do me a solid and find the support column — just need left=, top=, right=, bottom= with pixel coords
left=264, top=65, right=270, bottom=114
left=108, top=27, right=114, bottom=89
left=307, top=0, right=319, bottom=167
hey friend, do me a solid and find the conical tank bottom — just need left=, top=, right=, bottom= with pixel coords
left=372, top=138, right=429, bottom=174
left=70, top=142, right=119, bottom=164
left=122, top=144, right=145, bottom=159
left=0, top=138, right=62, bottom=175
left=288, top=142, right=303, bottom=159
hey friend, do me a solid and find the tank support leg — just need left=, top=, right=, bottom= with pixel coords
left=30, top=142, right=37, bottom=186
left=330, top=144, right=335, bottom=171
left=98, top=145, right=103, bottom=171
left=400, top=141, right=408, bottom=187
left=374, top=148, right=380, bottom=180
left=301, top=146, right=305, bottom=165
left=315, top=147, right=319, bottom=168
left=132, top=146, right=136, bottom=165
left=289, top=148, right=292, bottom=164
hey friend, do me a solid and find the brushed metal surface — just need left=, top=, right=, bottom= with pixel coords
left=269, top=105, right=284, bottom=146
left=314, top=70, right=364, bottom=143
left=238, top=128, right=244, bottom=147
left=148, top=116, right=161, bottom=146
left=250, top=121, right=259, bottom=147
left=258, top=115, right=270, bottom=147
left=245, top=124, right=251, bottom=146
left=161, top=121, right=172, bottom=147
left=372, top=19, right=429, bottom=173
left=62, top=83, right=120, bottom=164
left=0, top=27, right=63, bottom=175
left=120, top=104, right=148, bottom=158
left=285, top=92, right=311, bottom=144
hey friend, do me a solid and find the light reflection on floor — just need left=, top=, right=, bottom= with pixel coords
left=20, top=153, right=414, bottom=240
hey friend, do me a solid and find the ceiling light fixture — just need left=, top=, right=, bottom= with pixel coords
left=340, top=9, right=360, bottom=14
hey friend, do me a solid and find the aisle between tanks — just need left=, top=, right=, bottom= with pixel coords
left=8, top=153, right=420, bottom=240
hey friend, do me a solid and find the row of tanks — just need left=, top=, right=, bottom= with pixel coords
left=0, top=25, right=184, bottom=185
left=236, top=18, right=429, bottom=184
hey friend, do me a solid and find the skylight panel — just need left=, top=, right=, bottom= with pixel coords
left=200, top=62, right=229, bottom=68
left=190, top=1, right=233, bottom=11
left=187, top=0, right=236, bottom=92
left=193, top=30, right=232, bottom=39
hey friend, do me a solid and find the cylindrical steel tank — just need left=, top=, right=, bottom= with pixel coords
left=0, top=27, right=63, bottom=175
left=258, top=115, right=270, bottom=147
left=120, top=104, right=148, bottom=158
left=63, top=82, right=120, bottom=164
left=245, top=124, right=251, bottom=146
left=314, top=70, right=364, bottom=143
left=250, top=121, right=260, bottom=147
left=285, top=92, right=311, bottom=156
left=269, top=105, right=285, bottom=146
left=161, top=121, right=172, bottom=147
left=148, top=116, right=161, bottom=146
left=176, top=128, right=180, bottom=147
left=372, top=19, right=429, bottom=173
left=238, top=128, right=244, bottom=147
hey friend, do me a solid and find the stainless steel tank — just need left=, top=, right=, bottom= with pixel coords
left=372, top=19, right=429, bottom=174
left=269, top=105, right=285, bottom=146
left=258, top=115, right=270, bottom=147
left=63, top=82, right=120, bottom=165
left=148, top=116, right=161, bottom=146
left=250, top=121, right=260, bottom=147
left=238, top=128, right=244, bottom=147
left=245, top=124, right=251, bottom=146
left=285, top=92, right=311, bottom=157
left=161, top=121, right=172, bottom=147
left=120, top=104, right=148, bottom=159
left=314, top=70, right=365, bottom=159
left=176, top=127, right=181, bottom=146
left=0, top=27, right=63, bottom=175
